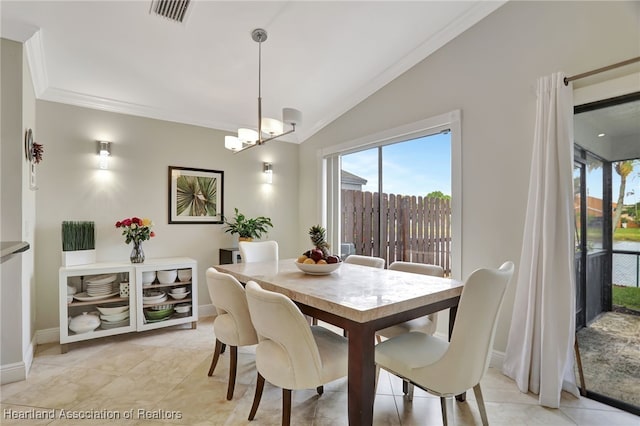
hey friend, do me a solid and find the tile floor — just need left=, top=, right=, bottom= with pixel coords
left=1, top=317, right=638, bottom=425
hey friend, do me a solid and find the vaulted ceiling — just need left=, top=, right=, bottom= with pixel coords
left=1, top=1, right=505, bottom=143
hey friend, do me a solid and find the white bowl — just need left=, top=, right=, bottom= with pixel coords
left=69, top=312, right=100, bottom=334
left=96, top=305, right=129, bottom=315
left=171, top=287, right=187, bottom=294
left=294, top=260, right=342, bottom=275
left=67, top=285, right=77, bottom=295
left=168, top=291, right=190, bottom=300
left=157, top=270, right=177, bottom=284
left=177, top=269, right=192, bottom=282
left=100, top=311, right=130, bottom=322
left=142, top=271, right=156, bottom=284
left=174, top=305, right=191, bottom=314
left=67, top=295, right=74, bottom=304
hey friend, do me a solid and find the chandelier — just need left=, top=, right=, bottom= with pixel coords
left=225, top=28, right=302, bottom=153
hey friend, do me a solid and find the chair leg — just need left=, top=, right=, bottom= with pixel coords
left=403, top=380, right=414, bottom=401
left=226, top=346, right=238, bottom=400
left=248, top=373, right=265, bottom=421
left=440, top=396, right=454, bottom=426
left=282, top=388, right=292, bottom=426
left=473, top=384, right=489, bottom=426
left=316, top=385, right=324, bottom=395
left=208, top=339, right=224, bottom=376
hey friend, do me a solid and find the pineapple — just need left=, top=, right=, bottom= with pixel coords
left=309, top=225, right=331, bottom=258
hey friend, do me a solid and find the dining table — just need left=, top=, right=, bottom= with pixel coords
left=214, top=258, right=463, bottom=425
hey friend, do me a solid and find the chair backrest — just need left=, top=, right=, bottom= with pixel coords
left=344, top=254, right=385, bottom=269
left=388, top=261, right=444, bottom=277
left=206, top=268, right=257, bottom=346
left=239, top=240, right=279, bottom=263
left=432, top=261, right=514, bottom=393
left=245, top=281, right=324, bottom=389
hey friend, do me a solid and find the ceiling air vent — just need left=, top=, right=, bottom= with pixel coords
left=150, top=0, right=191, bottom=23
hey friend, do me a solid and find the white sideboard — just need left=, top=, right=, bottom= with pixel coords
left=59, top=257, right=197, bottom=352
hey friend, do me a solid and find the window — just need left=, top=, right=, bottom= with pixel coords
left=322, top=110, right=461, bottom=277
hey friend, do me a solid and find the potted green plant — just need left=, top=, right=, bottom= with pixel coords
left=223, top=208, right=273, bottom=241
left=61, top=221, right=96, bottom=266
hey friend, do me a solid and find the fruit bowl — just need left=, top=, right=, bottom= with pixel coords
left=294, top=260, right=342, bottom=275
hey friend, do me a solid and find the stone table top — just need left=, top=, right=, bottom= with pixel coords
left=215, top=258, right=463, bottom=323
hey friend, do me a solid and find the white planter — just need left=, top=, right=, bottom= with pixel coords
left=61, top=250, right=96, bottom=267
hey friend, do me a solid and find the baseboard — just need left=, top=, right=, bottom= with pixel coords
left=0, top=361, right=26, bottom=385
left=36, top=327, right=60, bottom=344
left=490, top=349, right=505, bottom=369
left=23, top=337, right=35, bottom=375
left=198, top=303, right=216, bottom=318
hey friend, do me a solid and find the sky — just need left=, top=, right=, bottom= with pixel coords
left=341, top=133, right=639, bottom=206
left=341, top=132, right=451, bottom=197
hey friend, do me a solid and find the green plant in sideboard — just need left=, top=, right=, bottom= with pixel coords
left=61, top=221, right=95, bottom=251
left=223, top=208, right=273, bottom=240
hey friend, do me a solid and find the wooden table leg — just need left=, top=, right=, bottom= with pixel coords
left=347, top=323, right=376, bottom=425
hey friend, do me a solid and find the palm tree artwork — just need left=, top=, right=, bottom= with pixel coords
left=176, top=175, right=217, bottom=217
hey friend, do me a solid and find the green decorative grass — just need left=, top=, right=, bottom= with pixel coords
left=61, top=221, right=95, bottom=251
left=612, top=285, right=640, bottom=311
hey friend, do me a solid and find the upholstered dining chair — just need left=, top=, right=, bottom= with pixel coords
left=378, top=261, right=444, bottom=341
left=343, top=254, right=385, bottom=269
left=377, top=261, right=445, bottom=400
left=239, top=240, right=278, bottom=263
left=205, top=268, right=258, bottom=400
left=375, top=261, right=515, bottom=426
left=244, top=280, right=348, bottom=426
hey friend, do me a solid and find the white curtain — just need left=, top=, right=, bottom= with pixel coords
left=502, top=72, right=579, bottom=407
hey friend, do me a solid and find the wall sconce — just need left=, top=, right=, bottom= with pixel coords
left=97, top=141, right=111, bottom=169
left=263, top=162, right=273, bottom=184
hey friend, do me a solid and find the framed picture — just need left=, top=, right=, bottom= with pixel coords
left=168, top=166, right=224, bottom=224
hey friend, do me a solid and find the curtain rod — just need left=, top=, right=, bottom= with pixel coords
left=564, top=56, right=640, bottom=86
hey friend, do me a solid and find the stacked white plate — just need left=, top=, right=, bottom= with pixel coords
left=86, top=274, right=117, bottom=297
left=100, top=317, right=130, bottom=329
left=143, top=290, right=167, bottom=305
left=100, top=309, right=129, bottom=324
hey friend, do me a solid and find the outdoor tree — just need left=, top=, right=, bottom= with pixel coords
left=612, top=160, right=636, bottom=233
left=426, top=190, right=451, bottom=200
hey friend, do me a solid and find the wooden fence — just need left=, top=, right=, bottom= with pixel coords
left=341, top=189, right=452, bottom=274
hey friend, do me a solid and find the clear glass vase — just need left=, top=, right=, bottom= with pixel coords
left=130, top=241, right=145, bottom=264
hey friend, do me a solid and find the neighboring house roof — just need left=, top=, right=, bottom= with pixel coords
left=341, top=170, right=367, bottom=186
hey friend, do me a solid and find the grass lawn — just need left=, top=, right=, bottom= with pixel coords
left=613, top=227, right=640, bottom=242
left=612, top=285, right=640, bottom=311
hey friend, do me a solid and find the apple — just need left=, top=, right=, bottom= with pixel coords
left=326, top=255, right=339, bottom=264
left=310, top=249, right=324, bottom=262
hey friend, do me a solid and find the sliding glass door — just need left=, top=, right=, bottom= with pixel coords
left=339, top=131, right=452, bottom=273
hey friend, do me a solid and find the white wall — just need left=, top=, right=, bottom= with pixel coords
left=298, top=1, right=640, bottom=352
left=1, top=38, right=37, bottom=384
left=34, top=101, right=299, bottom=331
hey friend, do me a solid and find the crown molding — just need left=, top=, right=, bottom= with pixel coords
left=24, top=30, right=48, bottom=97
